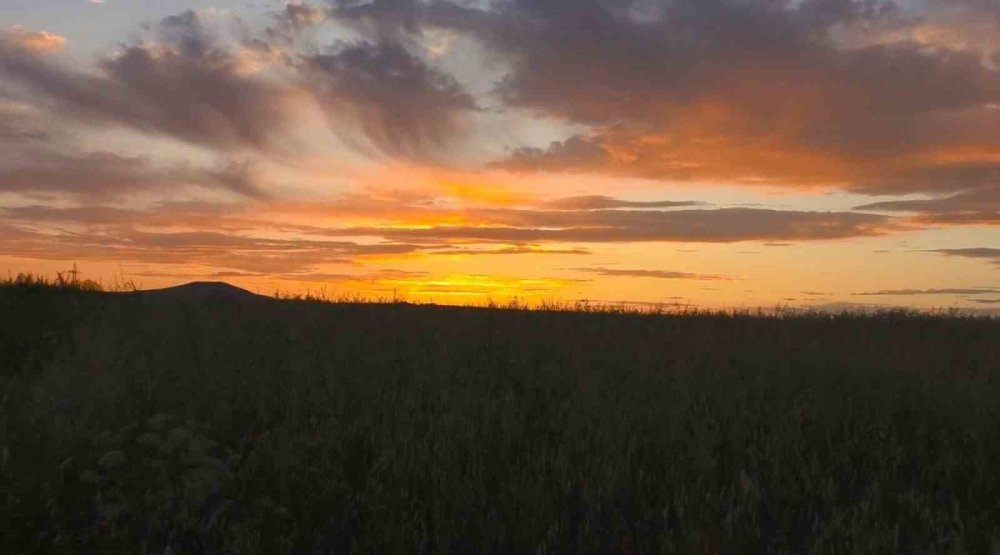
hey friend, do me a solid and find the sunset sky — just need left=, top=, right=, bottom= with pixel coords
left=1, top=0, right=998, bottom=309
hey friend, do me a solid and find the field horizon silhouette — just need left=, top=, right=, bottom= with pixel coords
left=3, top=273, right=1000, bottom=552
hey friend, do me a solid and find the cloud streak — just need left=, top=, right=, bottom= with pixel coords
left=342, top=208, right=890, bottom=243
left=0, top=212, right=427, bottom=275
left=854, top=287, right=999, bottom=296
left=544, top=195, right=703, bottom=210
left=0, top=152, right=265, bottom=199
left=856, top=186, right=999, bottom=225
left=930, top=248, right=1000, bottom=266
left=571, top=267, right=732, bottom=281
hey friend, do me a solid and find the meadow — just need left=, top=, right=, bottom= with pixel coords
left=2, top=275, right=999, bottom=553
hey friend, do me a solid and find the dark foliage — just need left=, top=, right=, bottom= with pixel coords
left=1, top=281, right=999, bottom=552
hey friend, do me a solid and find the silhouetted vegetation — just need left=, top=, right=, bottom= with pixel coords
left=2, top=277, right=999, bottom=553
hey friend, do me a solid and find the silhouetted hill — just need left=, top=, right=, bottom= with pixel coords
left=134, top=281, right=269, bottom=302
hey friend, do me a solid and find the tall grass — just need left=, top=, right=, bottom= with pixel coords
left=1, top=280, right=999, bottom=553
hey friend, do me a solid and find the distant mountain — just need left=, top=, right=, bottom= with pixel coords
left=134, top=281, right=269, bottom=302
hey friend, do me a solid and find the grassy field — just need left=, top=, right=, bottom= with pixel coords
left=2, top=278, right=1000, bottom=553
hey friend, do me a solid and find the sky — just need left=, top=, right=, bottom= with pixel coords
left=1, top=0, right=998, bottom=310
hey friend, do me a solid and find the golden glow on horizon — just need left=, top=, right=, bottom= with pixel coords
left=2, top=4, right=999, bottom=312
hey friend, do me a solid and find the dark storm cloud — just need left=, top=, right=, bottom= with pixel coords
left=571, top=267, right=732, bottom=280
left=332, top=0, right=1000, bottom=199
left=299, top=40, right=478, bottom=157
left=0, top=11, right=297, bottom=152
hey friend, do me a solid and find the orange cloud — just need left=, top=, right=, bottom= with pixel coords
left=1, top=26, right=66, bottom=54
left=348, top=163, right=541, bottom=209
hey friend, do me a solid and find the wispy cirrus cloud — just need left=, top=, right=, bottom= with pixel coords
left=0, top=12, right=304, bottom=153
left=299, top=39, right=479, bottom=158
left=0, top=9, right=480, bottom=161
